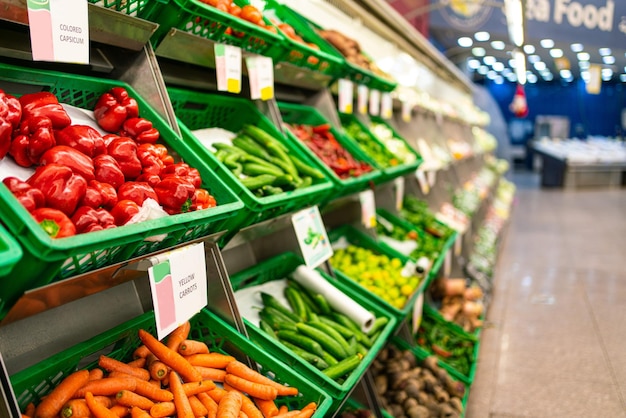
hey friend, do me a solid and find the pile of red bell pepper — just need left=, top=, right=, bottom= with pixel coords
left=286, top=123, right=372, bottom=179
left=0, top=87, right=217, bottom=239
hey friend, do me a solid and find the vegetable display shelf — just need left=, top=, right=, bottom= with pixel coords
left=341, top=398, right=394, bottom=418
left=168, top=87, right=334, bottom=231
left=88, top=0, right=165, bottom=19
left=0, top=222, right=22, bottom=278
left=278, top=102, right=383, bottom=198
left=0, top=63, right=244, bottom=321
left=423, top=303, right=482, bottom=341
left=10, top=308, right=333, bottom=417
left=229, top=252, right=397, bottom=407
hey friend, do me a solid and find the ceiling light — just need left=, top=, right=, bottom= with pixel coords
left=484, top=56, right=496, bottom=65
left=602, top=68, right=613, bottom=78
left=458, top=37, right=473, bottom=47
left=506, top=73, right=518, bottom=82
left=550, top=49, right=564, bottom=58
left=472, top=47, right=486, bottom=57
left=540, top=39, right=554, bottom=48
left=603, top=56, right=615, bottom=65
left=527, top=73, right=538, bottom=83
left=494, top=75, right=504, bottom=84
left=468, top=59, right=481, bottom=69
left=502, top=68, right=512, bottom=75
left=493, top=62, right=505, bottom=71
left=528, top=54, right=541, bottom=63
left=581, top=71, right=590, bottom=82
left=474, top=31, right=490, bottom=42
left=514, top=50, right=526, bottom=84
left=570, top=43, right=584, bottom=52
left=491, top=41, right=506, bottom=50
left=523, top=45, right=535, bottom=54
left=560, top=69, right=572, bottom=78
left=577, top=52, right=590, bottom=61
left=534, top=61, right=546, bottom=71
left=509, top=59, right=516, bottom=68
left=540, top=69, right=552, bottom=77
left=599, top=48, right=612, bottom=56
left=543, top=73, right=554, bottom=81
left=504, top=0, right=524, bottom=46
left=478, top=65, right=489, bottom=75
left=579, top=61, right=590, bottom=70
left=487, top=70, right=497, bottom=79
left=621, top=74, right=626, bottom=82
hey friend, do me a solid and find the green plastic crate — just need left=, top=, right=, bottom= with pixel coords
left=368, top=115, right=423, bottom=171
left=10, top=309, right=332, bottom=416
left=229, top=252, right=397, bottom=405
left=89, top=0, right=165, bottom=19
left=423, top=303, right=483, bottom=341
left=327, top=225, right=425, bottom=322
left=0, top=222, right=22, bottom=278
left=277, top=102, right=383, bottom=197
left=342, top=398, right=394, bottom=418
left=0, top=63, right=243, bottom=319
left=168, top=87, right=334, bottom=230
left=150, top=0, right=287, bottom=58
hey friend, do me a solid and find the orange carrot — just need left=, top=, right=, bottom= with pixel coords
left=148, top=379, right=161, bottom=389
left=85, top=391, right=118, bottom=418
left=115, top=390, right=155, bottom=410
left=74, top=377, right=137, bottom=398
left=216, top=390, right=242, bottom=418
left=196, top=392, right=218, bottom=418
left=240, top=395, right=263, bottom=418
left=133, top=346, right=151, bottom=359
left=226, top=362, right=298, bottom=397
left=109, top=404, right=131, bottom=417
left=169, top=371, right=194, bottom=418
left=188, top=395, right=208, bottom=417
left=98, top=356, right=150, bottom=381
left=130, top=406, right=151, bottom=418
left=107, top=373, right=173, bottom=402
left=147, top=354, right=169, bottom=381
left=138, top=330, right=202, bottom=383
left=21, top=415, right=31, bottom=418
left=149, top=402, right=175, bottom=418
left=182, top=380, right=217, bottom=396
left=186, top=353, right=235, bottom=369
left=89, top=369, right=105, bottom=381
left=166, top=322, right=191, bottom=352
left=207, top=388, right=227, bottom=404
left=239, top=412, right=249, bottom=418
left=253, top=398, right=278, bottom=418
left=178, top=340, right=209, bottom=356
left=223, top=383, right=235, bottom=392
left=195, top=367, right=226, bottom=382
left=62, top=397, right=113, bottom=418
left=301, top=403, right=316, bottom=412
left=24, top=402, right=35, bottom=417
left=223, top=375, right=278, bottom=401
left=277, top=406, right=288, bottom=415
left=127, top=358, right=146, bottom=369
left=35, top=369, right=90, bottom=418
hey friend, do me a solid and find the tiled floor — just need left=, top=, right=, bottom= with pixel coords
left=466, top=172, right=626, bottom=418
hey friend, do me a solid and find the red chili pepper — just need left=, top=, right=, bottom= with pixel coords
left=80, top=180, right=118, bottom=211
left=191, top=188, right=217, bottom=211
left=93, top=87, right=139, bottom=133
left=27, top=164, right=87, bottom=216
left=31, top=207, right=76, bottom=238
left=121, top=117, right=160, bottom=144
left=93, top=154, right=125, bottom=191
left=110, top=199, right=140, bottom=226
left=311, top=124, right=331, bottom=134
left=136, top=173, right=161, bottom=188
left=431, top=344, right=453, bottom=358
left=71, top=206, right=116, bottom=234
left=117, top=181, right=158, bottom=206
left=107, top=136, right=142, bottom=180
left=136, top=143, right=171, bottom=176
left=161, top=163, right=201, bottom=188
left=0, top=90, right=21, bottom=160
left=39, top=145, right=95, bottom=182
left=10, top=116, right=56, bottom=167
left=55, top=125, right=106, bottom=158
left=154, top=176, right=195, bottom=215
left=19, top=92, right=71, bottom=130
left=2, top=177, right=45, bottom=212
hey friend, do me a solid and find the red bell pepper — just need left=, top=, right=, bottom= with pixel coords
left=136, top=143, right=173, bottom=176
left=191, top=188, right=217, bottom=211
left=80, top=180, right=118, bottom=210
left=27, top=163, right=87, bottom=216
left=93, top=154, right=125, bottom=191
left=136, top=173, right=161, bottom=188
left=55, top=125, right=106, bottom=158
left=19, top=92, right=71, bottom=130
left=103, top=133, right=119, bottom=147
left=161, top=163, right=202, bottom=188
left=0, top=90, right=21, bottom=160
left=10, top=116, right=56, bottom=167
left=110, top=199, right=140, bottom=226
left=107, top=136, right=142, bottom=180
left=154, top=176, right=195, bottom=215
left=2, top=177, right=45, bottom=212
left=40, top=145, right=95, bottom=182
left=71, top=206, right=116, bottom=234
left=117, top=181, right=158, bottom=206
left=93, top=87, right=139, bottom=133
left=121, top=117, right=160, bottom=144
left=31, top=207, right=76, bottom=238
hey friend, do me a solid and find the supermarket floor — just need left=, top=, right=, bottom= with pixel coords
left=466, top=171, right=626, bottom=418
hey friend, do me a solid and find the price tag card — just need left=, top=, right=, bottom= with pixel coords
left=412, top=293, right=424, bottom=334
left=292, top=206, right=333, bottom=268
left=369, top=89, right=380, bottom=116
left=246, top=55, right=274, bottom=100
left=381, top=93, right=393, bottom=119
left=427, top=170, right=437, bottom=187
left=435, top=111, right=443, bottom=126
left=28, top=0, right=89, bottom=64
left=443, top=248, right=452, bottom=277
left=415, top=168, right=430, bottom=195
left=148, top=243, right=208, bottom=340
left=338, top=79, right=353, bottom=114
left=357, top=85, right=368, bottom=114
left=402, top=101, right=412, bottom=122
left=455, top=232, right=463, bottom=256
left=359, top=189, right=377, bottom=228
left=215, top=44, right=242, bottom=94
left=394, top=176, right=405, bottom=210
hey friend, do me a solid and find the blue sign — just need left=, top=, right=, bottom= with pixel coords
left=429, top=0, right=508, bottom=34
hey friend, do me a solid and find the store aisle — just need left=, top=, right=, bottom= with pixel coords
left=466, top=173, right=626, bottom=418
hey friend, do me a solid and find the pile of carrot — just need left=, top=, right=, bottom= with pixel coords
left=21, top=321, right=318, bottom=418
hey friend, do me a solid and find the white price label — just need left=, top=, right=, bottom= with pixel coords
left=148, top=243, right=208, bottom=340
left=444, top=248, right=452, bottom=277
left=402, top=101, right=412, bottom=122
left=28, top=0, right=89, bottom=64
left=381, top=93, right=393, bottom=119
left=415, top=168, right=430, bottom=195
left=394, top=176, right=405, bottom=211
left=338, top=79, right=354, bottom=114
left=246, top=55, right=274, bottom=100
left=369, top=89, right=380, bottom=116
left=215, top=44, right=242, bottom=94
left=412, top=293, right=424, bottom=334
left=359, top=189, right=377, bottom=228
left=357, top=85, right=368, bottom=115
left=455, top=233, right=463, bottom=256
left=292, top=206, right=333, bottom=268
